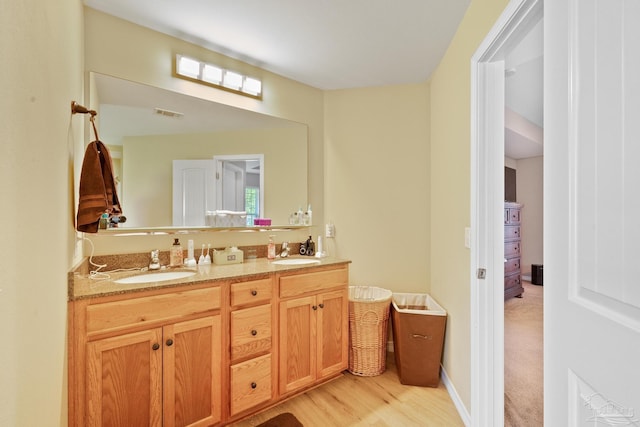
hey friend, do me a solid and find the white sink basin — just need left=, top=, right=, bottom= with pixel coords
left=272, top=258, right=321, bottom=266
left=114, top=270, right=196, bottom=284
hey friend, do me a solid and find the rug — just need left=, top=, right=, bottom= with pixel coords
left=256, top=412, right=303, bottom=427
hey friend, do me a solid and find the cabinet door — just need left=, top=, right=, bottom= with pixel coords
left=279, top=296, right=316, bottom=394
left=316, top=289, right=348, bottom=379
left=86, top=328, right=163, bottom=427
left=163, top=316, right=222, bottom=427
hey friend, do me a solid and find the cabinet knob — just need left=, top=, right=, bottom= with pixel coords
left=319, top=303, right=324, bottom=309
left=251, top=290, right=258, bottom=296
left=251, top=329, right=258, bottom=336
left=166, top=339, right=174, bottom=347
left=152, top=343, right=160, bottom=351
left=251, top=382, right=257, bottom=389
left=312, top=305, right=317, bottom=310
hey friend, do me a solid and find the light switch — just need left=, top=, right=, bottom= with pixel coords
left=464, top=227, right=471, bottom=248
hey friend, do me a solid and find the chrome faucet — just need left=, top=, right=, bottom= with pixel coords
left=149, top=250, right=161, bottom=270
left=280, top=241, right=290, bottom=258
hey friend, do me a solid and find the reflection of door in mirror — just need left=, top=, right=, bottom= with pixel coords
left=172, top=160, right=215, bottom=226
left=172, top=155, right=264, bottom=227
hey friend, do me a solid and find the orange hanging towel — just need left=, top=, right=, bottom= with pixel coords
left=76, top=140, right=122, bottom=233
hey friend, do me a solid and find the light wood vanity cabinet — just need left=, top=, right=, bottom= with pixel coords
left=69, top=261, right=350, bottom=426
left=278, top=266, right=349, bottom=396
left=71, top=285, right=222, bottom=427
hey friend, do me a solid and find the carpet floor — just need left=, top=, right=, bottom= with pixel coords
left=504, top=281, right=544, bottom=426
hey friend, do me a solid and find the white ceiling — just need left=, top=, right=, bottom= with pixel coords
left=84, top=0, right=471, bottom=90
left=85, top=0, right=543, bottom=159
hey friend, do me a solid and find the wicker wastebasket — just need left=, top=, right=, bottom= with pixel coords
left=348, top=286, right=393, bottom=376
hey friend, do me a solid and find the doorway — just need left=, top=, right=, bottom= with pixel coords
left=469, top=0, right=543, bottom=425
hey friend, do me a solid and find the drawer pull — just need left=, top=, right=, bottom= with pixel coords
left=251, top=290, right=258, bottom=296
left=152, top=343, right=160, bottom=351
left=251, top=329, right=258, bottom=336
left=166, top=339, right=174, bottom=347
left=251, top=382, right=257, bottom=389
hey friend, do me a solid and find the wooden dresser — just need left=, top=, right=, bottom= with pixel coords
left=504, top=202, right=524, bottom=299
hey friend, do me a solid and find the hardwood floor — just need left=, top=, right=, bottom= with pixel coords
left=231, top=354, right=464, bottom=427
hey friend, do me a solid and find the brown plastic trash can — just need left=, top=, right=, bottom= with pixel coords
left=391, top=293, right=447, bottom=387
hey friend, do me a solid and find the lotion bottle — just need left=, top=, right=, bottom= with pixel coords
left=267, top=235, right=276, bottom=260
left=170, top=238, right=183, bottom=267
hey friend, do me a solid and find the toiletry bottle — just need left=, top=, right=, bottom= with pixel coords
left=297, top=207, right=303, bottom=224
left=267, top=235, right=276, bottom=259
left=170, top=238, right=183, bottom=267
left=99, top=213, right=109, bottom=230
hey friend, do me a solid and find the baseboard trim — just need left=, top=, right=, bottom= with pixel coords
left=441, top=365, right=471, bottom=426
left=388, top=341, right=470, bottom=425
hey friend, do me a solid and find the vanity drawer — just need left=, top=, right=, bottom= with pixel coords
left=231, top=304, right=272, bottom=361
left=230, top=353, right=273, bottom=416
left=231, top=278, right=273, bottom=307
left=279, top=267, right=348, bottom=298
left=86, top=287, right=220, bottom=336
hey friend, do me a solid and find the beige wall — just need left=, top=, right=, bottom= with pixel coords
left=430, top=0, right=510, bottom=411
left=516, top=156, right=544, bottom=275
left=0, top=0, right=84, bottom=425
left=324, top=83, right=431, bottom=291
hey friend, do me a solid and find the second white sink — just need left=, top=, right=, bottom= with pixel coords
left=114, top=270, right=196, bottom=284
left=272, top=258, right=321, bottom=266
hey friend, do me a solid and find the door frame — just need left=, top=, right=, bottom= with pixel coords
left=470, top=0, right=542, bottom=425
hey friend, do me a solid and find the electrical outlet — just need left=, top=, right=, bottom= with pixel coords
left=325, top=223, right=335, bottom=238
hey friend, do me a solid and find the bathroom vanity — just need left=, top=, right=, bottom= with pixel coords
left=67, top=257, right=350, bottom=426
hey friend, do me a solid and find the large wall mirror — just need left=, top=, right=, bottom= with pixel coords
left=88, top=72, right=308, bottom=229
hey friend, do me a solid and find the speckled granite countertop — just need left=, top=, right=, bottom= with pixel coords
left=69, top=256, right=351, bottom=301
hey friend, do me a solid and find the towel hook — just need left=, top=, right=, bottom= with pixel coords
left=71, top=101, right=99, bottom=141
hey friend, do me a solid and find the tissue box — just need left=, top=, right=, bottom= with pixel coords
left=206, top=210, right=247, bottom=227
left=253, top=218, right=272, bottom=226
left=213, top=247, right=244, bottom=265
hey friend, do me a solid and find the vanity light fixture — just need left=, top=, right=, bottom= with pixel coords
left=174, top=54, right=262, bottom=99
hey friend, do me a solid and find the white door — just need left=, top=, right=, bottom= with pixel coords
left=172, top=160, right=215, bottom=226
left=545, top=0, right=640, bottom=424
left=217, top=160, right=245, bottom=211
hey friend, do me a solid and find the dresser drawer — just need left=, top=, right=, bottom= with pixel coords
left=231, top=304, right=272, bottom=361
left=86, top=287, right=220, bottom=336
left=505, top=273, right=522, bottom=290
left=505, top=241, right=521, bottom=258
left=505, top=225, right=520, bottom=241
left=230, top=353, right=272, bottom=416
left=279, top=266, right=348, bottom=298
left=231, top=278, right=273, bottom=307
left=505, top=257, right=521, bottom=275
left=506, top=207, right=520, bottom=224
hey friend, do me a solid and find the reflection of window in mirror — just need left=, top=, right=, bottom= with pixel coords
left=245, top=187, right=259, bottom=226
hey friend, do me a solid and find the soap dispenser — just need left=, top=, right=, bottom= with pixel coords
left=267, top=235, right=276, bottom=260
left=170, top=238, right=183, bottom=267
